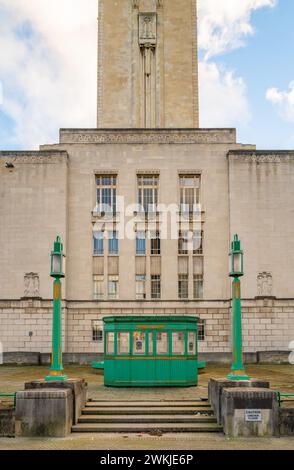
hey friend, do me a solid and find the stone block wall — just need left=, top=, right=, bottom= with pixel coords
left=0, top=299, right=293, bottom=358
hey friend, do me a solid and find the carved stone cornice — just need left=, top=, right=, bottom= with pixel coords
left=59, top=129, right=236, bottom=145
left=228, top=151, right=294, bottom=163
left=0, top=151, right=68, bottom=164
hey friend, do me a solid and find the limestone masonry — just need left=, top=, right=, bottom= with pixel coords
left=0, top=0, right=293, bottom=361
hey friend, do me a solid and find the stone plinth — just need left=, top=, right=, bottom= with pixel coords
left=15, top=389, right=73, bottom=437
left=0, top=408, right=15, bottom=437
left=279, top=408, right=294, bottom=436
left=209, top=378, right=270, bottom=424
left=25, top=379, right=87, bottom=424
left=221, top=388, right=279, bottom=437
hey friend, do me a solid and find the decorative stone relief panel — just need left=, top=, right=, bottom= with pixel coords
left=24, top=273, right=40, bottom=298
left=139, top=13, right=157, bottom=46
left=257, top=272, right=273, bottom=297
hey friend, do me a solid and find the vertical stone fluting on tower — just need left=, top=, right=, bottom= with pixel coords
left=97, top=0, right=199, bottom=128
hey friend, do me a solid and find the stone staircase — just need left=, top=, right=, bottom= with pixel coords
left=72, top=399, right=223, bottom=433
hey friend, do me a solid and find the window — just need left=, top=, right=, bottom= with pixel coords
left=178, top=230, right=189, bottom=255
left=151, top=231, right=161, bottom=255
left=151, top=275, right=161, bottom=299
left=93, top=231, right=104, bottom=255
left=148, top=332, right=154, bottom=355
left=117, top=332, right=130, bottom=355
left=198, top=320, right=206, bottom=341
left=180, top=175, right=200, bottom=214
left=138, top=175, right=159, bottom=213
left=92, top=322, right=103, bottom=342
left=93, top=275, right=104, bottom=300
left=96, top=175, right=117, bottom=214
left=108, top=275, right=119, bottom=299
left=106, top=332, right=115, bottom=354
left=172, top=332, right=185, bottom=355
left=156, top=332, right=168, bottom=355
left=193, top=230, right=203, bottom=255
left=108, top=231, right=119, bottom=255
left=136, top=231, right=146, bottom=255
left=136, top=275, right=146, bottom=299
left=193, top=274, right=203, bottom=299
left=178, top=274, right=189, bottom=299
left=188, top=332, right=196, bottom=355
left=133, top=331, right=146, bottom=355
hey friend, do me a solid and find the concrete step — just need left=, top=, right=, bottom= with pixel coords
left=82, top=406, right=213, bottom=415
left=78, top=414, right=217, bottom=424
left=72, top=422, right=223, bottom=433
left=86, top=400, right=209, bottom=408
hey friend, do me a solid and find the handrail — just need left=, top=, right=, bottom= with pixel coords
left=276, top=391, right=294, bottom=407
left=0, top=393, right=16, bottom=409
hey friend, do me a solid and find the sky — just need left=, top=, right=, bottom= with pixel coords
left=0, top=0, right=293, bottom=150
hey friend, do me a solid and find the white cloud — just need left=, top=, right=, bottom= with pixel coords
left=199, top=62, right=251, bottom=128
left=266, top=82, right=294, bottom=122
left=0, top=0, right=277, bottom=148
left=0, top=0, right=97, bottom=148
left=197, top=0, right=276, bottom=128
left=198, top=0, right=276, bottom=59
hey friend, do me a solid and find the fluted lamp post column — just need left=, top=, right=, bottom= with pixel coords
left=227, top=234, right=250, bottom=381
left=45, top=236, right=68, bottom=382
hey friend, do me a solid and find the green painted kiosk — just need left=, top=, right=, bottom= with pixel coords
left=103, top=316, right=199, bottom=387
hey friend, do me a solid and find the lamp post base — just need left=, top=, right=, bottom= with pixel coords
left=227, top=371, right=250, bottom=381
left=45, top=373, right=68, bottom=382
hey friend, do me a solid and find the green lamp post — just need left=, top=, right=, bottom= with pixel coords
left=227, top=234, right=250, bottom=381
left=45, top=236, right=68, bottom=382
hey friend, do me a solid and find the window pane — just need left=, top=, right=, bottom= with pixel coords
left=92, top=322, right=103, bottom=342
left=109, top=232, right=119, bottom=255
left=93, top=232, right=104, bottom=255
left=151, top=275, right=161, bottom=299
left=178, top=274, right=189, bottom=299
left=106, top=332, right=115, bottom=354
left=133, top=332, right=146, bottom=355
left=148, top=332, right=154, bottom=355
left=117, top=332, right=130, bottom=355
left=108, top=276, right=119, bottom=299
left=156, top=332, right=168, bottom=355
left=198, top=320, right=205, bottom=341
left=93, top=275, right=104, bottom=300
left=193, top=274, right=203, bottom=299
left=188, top=332, right=196, bottom=355
left=172, top=332, right=185, bottom=355
left=136, top=232, right=146, bottom=255
left=151, top=233, right=161, bottom=255
left=136, top=275, right=146, bottom=299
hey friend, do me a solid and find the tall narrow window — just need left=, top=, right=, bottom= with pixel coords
left=198, top=320, right=206, bottom=341
left=108, top=231, right=119, bottom=255
left=93, top=231, right=104, bottom=255
left=136, top=231, right=146, bottom=255
left=136, top=275, right=146, bottom=299
left=93, top=275, right=104, bottom=300
left=193, top=274, right=203, bottom=299
left=138, top=175, right=159, bottom=213
left=180, top=175, right=200, bottom=214
left=178, top=230, right=189, bottom=255
left=151, top=275, right=161, bottom=299
left=150, top=231, right=161, bottom=255
left=96, top=175, right=117, bottom=214
left=193, top=230, right=203, bottom=255
left=108, top=275, right=119, bottom=299
left=178, top=274, right=189, bottom=299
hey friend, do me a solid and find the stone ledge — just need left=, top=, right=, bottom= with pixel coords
left=59, top=128, right=237, bottom=145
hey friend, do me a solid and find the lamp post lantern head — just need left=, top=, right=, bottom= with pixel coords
left=50, top=236, right=65, bottom=278
left=229, top=234, right=244, bottom=278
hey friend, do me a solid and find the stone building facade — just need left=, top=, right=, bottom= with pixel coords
left=0, top=0, right=293, bottom=363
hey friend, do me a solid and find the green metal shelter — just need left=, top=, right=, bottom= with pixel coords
left=103, top=316, right=199, bottom=387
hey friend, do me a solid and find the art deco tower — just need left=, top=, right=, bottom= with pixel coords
left=97, top=0, right=199, bottom=128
